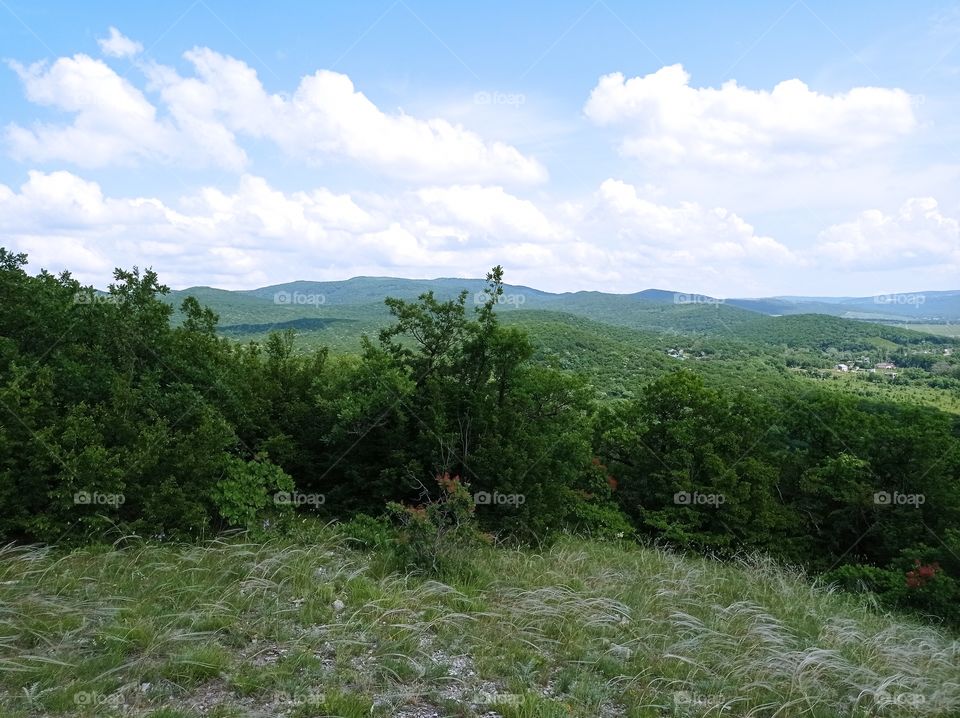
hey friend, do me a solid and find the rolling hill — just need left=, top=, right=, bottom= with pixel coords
left=167, top=278, right=960, bottom=327
left=159, top=276, right=960, bottom=413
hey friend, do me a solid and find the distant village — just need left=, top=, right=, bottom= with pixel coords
left=662, top=344, right=955, bottom=382
left=831, top=347, right=953, bottom=377
left=834, top=360, right=898, bottom=378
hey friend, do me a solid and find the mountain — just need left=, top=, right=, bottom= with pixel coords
left=242, top=276, right=557, bottom=306
left=166, top=278, right=768, bottom=344
left=729, top=290, right=960, bottom=322
left=166, top=277, right=960, bottom=333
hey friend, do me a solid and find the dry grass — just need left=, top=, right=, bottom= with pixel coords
left=0, top=528, right=957, bottom=717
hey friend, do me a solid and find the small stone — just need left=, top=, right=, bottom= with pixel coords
left=609, top=644, right=632, bottom=660
left=332, top=599, right=345, bottom=612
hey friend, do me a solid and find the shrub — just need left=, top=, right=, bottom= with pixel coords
left=386, top=473, right=486, bottom=575
left=339, top=513, right=394, bottom=550
left=564, top=500, right=634, bottom=541
left=211, top=455, right=294, bottom=529
left=824, top=557, right=960, bottom=626
left=822, top=563, right=902, bottom=595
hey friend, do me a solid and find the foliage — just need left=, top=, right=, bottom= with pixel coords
left=824, top=554, right=960, bottom=627
left=386, top=473, right=486, bottom=575
left=598, top=371, right=790, bottom=553
left=3, top=247, right=960, bottom=627
left=210, top=455, right=294, bottom=529
left=338, top=513, right=394, bottom=550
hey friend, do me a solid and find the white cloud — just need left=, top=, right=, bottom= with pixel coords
left=415, top=185, right=561, bottom=241
left=97, top=27, right=143, bottom=59
left=0, top=172, right=551, bottom=288
left=587, top=178, right=798, bottom=267
left=5, top=41, right=545, bottom=183
left=146, top=48, right=547, bottom=183
left=0, top=170, right=169, bottom=229
left=0, top=171, right=802, bottom=295
left=5, top=54, right=246, bottom=169
left=814, top=197, right=960, bottom=270
left=584, top=64, right=917, bottom=170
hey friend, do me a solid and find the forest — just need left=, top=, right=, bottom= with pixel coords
left=2, top=247, right=960, bottom=629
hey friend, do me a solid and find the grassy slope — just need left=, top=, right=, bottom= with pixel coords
left=1, top=527, right=958, bottom=718
left=911, top=324, right=960, bottom=338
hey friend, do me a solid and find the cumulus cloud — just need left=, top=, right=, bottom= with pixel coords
left=415, top=185, right=561, bottom=242
left=585, top=178, right=798, bottom=266
left=0, top=172, right=555, bottom=288
left=0, top=171, right=800, bottom=294
left=145, top=48, right=546, bottom=182
left=5, top=42, right=545, bottom=182
left=814, top=198, right=960, bottom=269
left=5, top=54, right=246, bottom=169
left=97, top=27, right=143, bottom=58
left=584, top=64, right=917, bottom=170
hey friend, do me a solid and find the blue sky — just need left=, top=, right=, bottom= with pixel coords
left=1, top=0, right=959, bottom=296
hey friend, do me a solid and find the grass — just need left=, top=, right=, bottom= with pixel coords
left=1, top=526, right=958, bottom=717
left=910, top=324, right=960, bottom=338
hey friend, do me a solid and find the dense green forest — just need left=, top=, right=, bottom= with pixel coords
left=2, top=247, right=960, bottom=628
left=164, top=276, right=960, bottom=412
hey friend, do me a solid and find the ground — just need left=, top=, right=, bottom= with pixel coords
left=1, top=527, right=958, bottom=717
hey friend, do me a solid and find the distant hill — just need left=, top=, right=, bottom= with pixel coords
left=729, top=290, right=960, bottom=322
left=242, top=277, right=556, bottom=306
left=167, top=279, right=769, bottom=343
left=169, top=278, right=960, bottom=322
left=164, top=278, right=960, bottom=346
left=157, top=276, right=960, bottom=412
left=731, top=313, right=950, bottom=350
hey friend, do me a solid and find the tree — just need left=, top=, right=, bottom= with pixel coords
left=599, top=371, right=790, bottom=552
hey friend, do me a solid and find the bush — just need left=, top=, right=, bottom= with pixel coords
left=823, top=563, right=902, bottom=595
left=564, top=500, right=634, bottom=541
left=824, top=556, right=960, bottom=626
left=339, top=513, right=394, bottom=550
left=210, top=455, right=294, bottom=529
left=386, top=473, right=487, bottom=575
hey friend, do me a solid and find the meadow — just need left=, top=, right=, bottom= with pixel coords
left=2, top=526, right=958, bottom=718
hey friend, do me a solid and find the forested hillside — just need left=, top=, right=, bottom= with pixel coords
left=3, top=249, right=960, bottom=634
left=164, top=274, right=960, bottom=412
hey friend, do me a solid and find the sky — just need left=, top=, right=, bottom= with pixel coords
left=1, top=0, right=960, bottom=297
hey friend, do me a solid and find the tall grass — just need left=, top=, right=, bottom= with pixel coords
left=0, top=529, right=957, bottom=717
